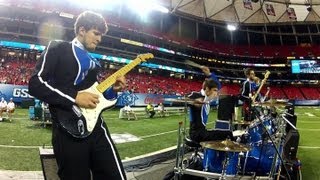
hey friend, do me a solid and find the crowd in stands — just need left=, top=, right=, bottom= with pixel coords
left=104, top=13, right=320, bottom=58
left=0, top=56, right=35, bottom=85
left=0, top=57, right=319, bottom=100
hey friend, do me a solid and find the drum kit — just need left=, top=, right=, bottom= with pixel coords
left=173, top=99, right=295, bottom=180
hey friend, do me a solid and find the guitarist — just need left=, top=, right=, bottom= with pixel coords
left=239, top=68, right=259, bottom=122
left=29, top=11, right=127, bottom=180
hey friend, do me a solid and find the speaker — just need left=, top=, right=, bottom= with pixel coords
left=285, top=115, right=297, bottom=133
left=285, top=104, right=295, bottom=115
left=283, top=129, right=300, bottom=161
left=217, top=95, right=237, bottom=121
left=39, top=147, right=60, bottom=180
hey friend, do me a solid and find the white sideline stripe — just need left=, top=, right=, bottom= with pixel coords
left=0, top=145, right=51, bottom=149
left=140, top=130, right=177, bottom=139
left=299, top=128, right=320, bottom=131
left=139, top=121, right=215, bottom=139
left=298, top=121, right=320, bottom=123
left=299, top=146, right=320, bottom=149
left=304, top=112, right=315, bottom=117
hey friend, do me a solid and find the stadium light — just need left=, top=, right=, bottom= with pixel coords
left=67, top=0, right=122, bottom=11
left=227, top=24, right=237, bottom=31
left=127, top=0, right=169, bottom=17
left=153, top=4, right=169, bottom=13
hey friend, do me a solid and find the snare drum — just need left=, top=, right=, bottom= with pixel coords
left=203, top=148, right=239, bottom=176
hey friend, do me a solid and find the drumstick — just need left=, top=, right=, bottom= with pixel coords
left=185, top=60, right=203, bottom=69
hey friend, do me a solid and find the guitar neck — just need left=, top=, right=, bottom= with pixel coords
left=252, top=71, right=270, bottom=102
left=96, top=57, right=142, bottom=92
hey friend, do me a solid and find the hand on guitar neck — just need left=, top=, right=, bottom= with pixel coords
left=112, top=75, right=126, bottom=92
left=251, top=70, right=270, bottom=102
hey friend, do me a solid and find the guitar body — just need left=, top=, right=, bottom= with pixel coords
left=57, top=53, right=154, bottom=138
left=79, top=82, right=117, bottom=131
left=58, top=82, right=117, bottom=138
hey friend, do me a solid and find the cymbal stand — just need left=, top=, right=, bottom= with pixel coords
left=174, top=121, right=183, bottom=180
left=220, top=153, right=230, bottom=180
left=174, top=95, right=191, bottom=179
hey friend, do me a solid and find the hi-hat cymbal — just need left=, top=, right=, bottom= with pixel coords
left=200, top=139, right=251, bottom=152
left=233, top=121, right=252, bottom=125
left=254, top=99, right=290, bottom=107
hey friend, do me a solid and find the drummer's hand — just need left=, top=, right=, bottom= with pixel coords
left=200, top=66, right=211, bottom=76
left=192, top=98, right=205, bottom=107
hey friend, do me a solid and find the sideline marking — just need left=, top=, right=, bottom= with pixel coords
left=299, top=146, right=320, bottom=149
left=304, top=112, right=315, bottom=117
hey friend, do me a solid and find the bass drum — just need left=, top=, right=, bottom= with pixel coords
left=203, top=148, right=239, bottom=176
left=240, top=142, right=283, bottom=176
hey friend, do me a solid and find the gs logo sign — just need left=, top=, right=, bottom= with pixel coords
left=12, top=88, right=33, bottom=98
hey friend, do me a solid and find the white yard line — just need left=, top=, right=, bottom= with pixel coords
left=304, top=112, right=316, bottom=117
left=298, top=146, right=320, bottom=149
left=298, top=121, right=320, bottom=123
left=298, top=128, right=320, bottom=131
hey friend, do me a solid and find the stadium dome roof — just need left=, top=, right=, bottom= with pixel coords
left=161, top=0, right=320, bottom=24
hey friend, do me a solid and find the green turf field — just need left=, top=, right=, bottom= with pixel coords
left=0, top=107, right=319, bottom=179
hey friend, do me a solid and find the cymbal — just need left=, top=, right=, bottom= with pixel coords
left=200, top=139, right=251, bottom=152
left=254, top=99, right=290, bottom=107
left=164, top=98, right=205, bottom=104
left=233, top=121, right=252, bottom=125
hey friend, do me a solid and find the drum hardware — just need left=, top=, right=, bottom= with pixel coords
left=253, top=108, right=292, bottom=180
left=221, top=153, right=231, bottom=179
left=174, top=121, right=184, bottom=178
left=172, top=97, right=296, bottom=180
left=281, top=115, right=297, bottom=131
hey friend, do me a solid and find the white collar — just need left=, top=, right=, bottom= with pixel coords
left=247, top=78, right=253, bottom=83
left=72, top=38, right=85, bottom=50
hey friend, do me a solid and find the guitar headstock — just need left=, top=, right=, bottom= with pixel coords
left=137, top=53, right=154, bottom=62
left=264, top=70, right=271, bottom=79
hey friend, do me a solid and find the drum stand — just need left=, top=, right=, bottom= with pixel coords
left=174, top=96, right=191, bottom=180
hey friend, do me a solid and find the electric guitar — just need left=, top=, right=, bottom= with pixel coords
left=59, top=53, right=154, bottom=138
left=252, top=70, right=270, bottom=102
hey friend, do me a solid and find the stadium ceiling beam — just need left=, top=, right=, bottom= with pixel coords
left=232, top=0, right=241, bottom=23
left=171, top=0, right=185, bottom=13
left=202, top=0, right=207, bottom=20
left=207, top=4, right=233, bottom=19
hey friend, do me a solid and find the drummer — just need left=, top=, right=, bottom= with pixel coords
left=188, top=66, right=233, bottom=143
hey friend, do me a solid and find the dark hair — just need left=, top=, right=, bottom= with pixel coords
left=203, top=79, right=218, bottom=89
left=74, top=11, right=107, bottom=35
left=244, top=68, right=254, bottom=76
